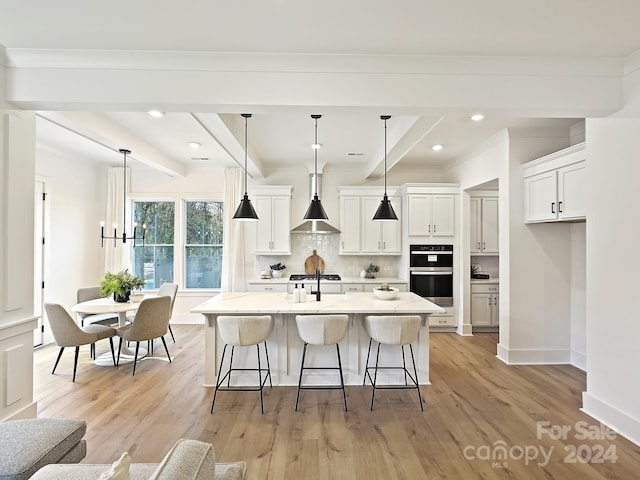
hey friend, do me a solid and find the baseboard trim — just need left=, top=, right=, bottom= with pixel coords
left=496, top=343, right=570, bottom=364
left=582, top=391, right=640, bottom=447
left=571, top=350, right=586, bottom=371
left=2, top=401, right=37, bottom=421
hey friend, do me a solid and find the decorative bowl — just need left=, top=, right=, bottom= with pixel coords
left=130, top=292, right=145, bottom=303
left=372, top=287, right=399, bottom=300
left=272, top=270, right=285, bottom=278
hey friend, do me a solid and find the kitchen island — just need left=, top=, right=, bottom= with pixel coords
left=192, top=291, right=443, bottom=387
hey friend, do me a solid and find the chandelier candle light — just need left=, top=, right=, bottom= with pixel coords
left=100, top=148, right=146, bottom=247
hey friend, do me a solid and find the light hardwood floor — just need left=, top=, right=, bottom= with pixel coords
left=34, top=325, right=640, bottom=479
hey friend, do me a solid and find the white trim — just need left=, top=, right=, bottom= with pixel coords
left=582, top=392, right=640, bottom=447
left=496, top=343, right=570, bottom=364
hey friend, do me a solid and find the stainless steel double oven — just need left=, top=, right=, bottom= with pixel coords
left=409, top=244, right=453, bottom=307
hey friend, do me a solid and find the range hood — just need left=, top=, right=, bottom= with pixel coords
left=291, top=174, right=340, bottom=234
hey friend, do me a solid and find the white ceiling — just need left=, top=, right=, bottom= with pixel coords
left=3, top=0, right=639, bottom=175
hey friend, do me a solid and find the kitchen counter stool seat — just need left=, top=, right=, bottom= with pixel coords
left=363, top=315, right=423, bottom=411
left=211, top=315, right=274, bottom=414
left=294, top=314, right=349, bottom=411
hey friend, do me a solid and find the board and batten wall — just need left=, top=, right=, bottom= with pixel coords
left=583, top=117, right=640, bottom=445
left=0, top=109, right=38, bottom=421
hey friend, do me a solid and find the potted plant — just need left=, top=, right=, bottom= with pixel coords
left=99, top=269, right=146, bottom=303
left=365, top=263, right=380, bottom=279
left=373, top=282, right=399, bottom=300
left=270, top=262, right=287, bottom=278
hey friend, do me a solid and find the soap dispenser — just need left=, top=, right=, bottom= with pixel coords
left=299, top=284, right=307, bottom=302
left=292, top=283, right=300, bottom=303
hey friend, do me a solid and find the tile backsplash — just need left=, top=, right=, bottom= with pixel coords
left=253, top=234, right=402, bottom=279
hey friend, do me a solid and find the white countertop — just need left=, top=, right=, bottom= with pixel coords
left=247, top=276, right=408, bottom=284
left=192, top=291, right=442, bottom=315
left=470, top=277, right=499, bottom=284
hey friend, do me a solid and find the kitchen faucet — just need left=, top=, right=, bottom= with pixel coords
left=313, top=266, right=321, bottom=301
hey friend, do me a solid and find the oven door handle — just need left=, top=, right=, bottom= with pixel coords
left=410, top=251, right=453, bottom=255
left=410, top=271, right=453, bottom=276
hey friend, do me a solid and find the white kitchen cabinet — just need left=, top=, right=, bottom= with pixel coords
left=471, top=283, right=499, bottom=326
left=523, top=143, right=586, bottom=223
left=470, top=196, right=499, bottom=254
left=249, top=283, right=288, bottom=293
left=339, top=192, right=401, bottom=255
left=428, top=306, right=455, bottom=327
left=407, top=194, right=456, bottom=237
left=253, top=187, right=292, bottom=254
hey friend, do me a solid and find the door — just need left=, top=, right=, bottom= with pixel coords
left=381, top=196, right=402, bottom=253
left=270, top=196, right=291, bottom=253
left=339, top=196, right=361, bottom=253
left=471, top=293, right=492, bottom=326
left=362, top=197, right=382, bottom=253
left=524, top=171, right=557, bottom=222
left=431, top=195, right=455, bottom=236
left=33, top=180, right=46, bottom=347
left=470, top=197, right=481, bottom=253
left=558, top=161, right=586, bottom=220
left=481, top=197, right=499, bottom=253
left=408, top=195, right=432, bottom=236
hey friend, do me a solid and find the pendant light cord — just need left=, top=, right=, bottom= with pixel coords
left=383, top=117, right=388, bottom=196
left=244, top=115, right=248, bottom=195
left=314, top=116, right=318, bottom=196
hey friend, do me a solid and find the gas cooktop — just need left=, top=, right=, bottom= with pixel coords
left=289, top=274, right=341, bottom=281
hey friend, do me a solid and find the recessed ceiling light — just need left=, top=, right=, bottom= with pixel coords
left=347, top=152, right=364, bottom=156
left=148, top=110, right=165, bottom=118
left=311, top=143, right=323, bottom=149
left=431, top=144, right=444, bottom=151
left=471, top=114, right=485, bottom=122
left=189, top=142, right=201, bottom=149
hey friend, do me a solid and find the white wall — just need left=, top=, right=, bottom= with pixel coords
left=36, top=148, right=106, bottom=312
left=582, top=118, right=640, bottom=445
left=570, top=223, right=586, bottom=370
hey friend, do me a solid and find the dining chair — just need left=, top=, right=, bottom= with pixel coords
left=76, top=286, right=118, bottom=326
left=44, top=303, right=117, bottom=382
left=116, top=296, right=172, bottom=375
left=363, top=315, right=423, bottom=411
left=157, top=282, right=178, bottom=342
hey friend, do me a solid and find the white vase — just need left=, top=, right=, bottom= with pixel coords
left=272, top=270, right=284, bottom=278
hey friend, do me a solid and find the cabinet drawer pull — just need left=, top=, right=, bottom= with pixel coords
left=477, top=242, right=481, bottom=249
left=487, top=298, right=491, bottom=306
left=433, top=225, right=437, bottom=234
left=558, top=201, right=563, bottom=213
left=482, top=242, right=485, bottom=250
left=551, top=202, right=555, bottom=214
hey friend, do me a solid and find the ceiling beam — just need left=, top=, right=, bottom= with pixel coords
left=36, top=111, right=186, bottom=176
left=365, top=115, right=444, bottom=179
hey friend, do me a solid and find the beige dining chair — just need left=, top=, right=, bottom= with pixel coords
left=44, top=303, right=117, bottom=382
left=116, top=296, right=172, bottom=375
left=76, top=286, right=118, bottom=326
left=157, top=282, right=178, bottom=342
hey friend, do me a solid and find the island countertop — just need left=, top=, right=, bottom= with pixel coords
left=192, top=292, right=442, bottom=387
left=192, top=291, right=443, bottom=315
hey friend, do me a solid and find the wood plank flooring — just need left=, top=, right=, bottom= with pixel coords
left=34, top=326, right=640, bottom=479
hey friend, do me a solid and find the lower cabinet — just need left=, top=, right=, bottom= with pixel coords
left=428, top=306, right=455, bottom=327
left=471, top=283, right=499, bottom=326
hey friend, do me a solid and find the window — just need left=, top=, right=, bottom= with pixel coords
left=185, top=201, right=223, bottom=289
left=132, top=201, right=175, bottom=289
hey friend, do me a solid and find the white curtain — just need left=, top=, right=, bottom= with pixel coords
left=104, top=166, right=131, bottom=273
left=221, top=168, right=246, bottom=292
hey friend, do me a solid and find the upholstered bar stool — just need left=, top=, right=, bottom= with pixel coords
left=363, top=315, right=423, bottom=411
left=294, top=314, right=349, bottom=411
left=210, top=315, right=274, bottom=414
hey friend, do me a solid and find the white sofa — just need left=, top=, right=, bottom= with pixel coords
left=30, top=438, right=246, bottom=480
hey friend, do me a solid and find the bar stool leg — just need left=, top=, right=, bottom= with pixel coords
left=409, top=344, right=424, bottom=411
left=370, top=342, right=382, bottom=411
left=295, top=342, right=309, bottom=411
left=257, top=343, right=264, bottom=414
left=363, top=338, right=373, bottom=385
left=227, top=346, right=235, bottom=387
left=336, top=344, right=348, bottom=411
left=263, top=340, right=273, bottom=387
left=401, top=345, right=408, bottom=385
left=210, top=344, right=228, bottom=413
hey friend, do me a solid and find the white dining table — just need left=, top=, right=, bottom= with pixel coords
left=71, top=296, right=152, bottom=366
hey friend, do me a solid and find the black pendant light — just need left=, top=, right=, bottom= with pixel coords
left=233, top=113, right=259, bottom=221
left=372, top=115, right=398, bottom=221
left=303, top=114, right=329, bottom=220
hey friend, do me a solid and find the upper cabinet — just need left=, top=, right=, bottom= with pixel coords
left=470, top=195, right=499, bottom=254
left=523, top=143, right=586, bottom=223
left=404, top=184, right=458, bottom=238
left=253, top=186, right=292, bottom=255
left=338, top=188, right=402, bottom=255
